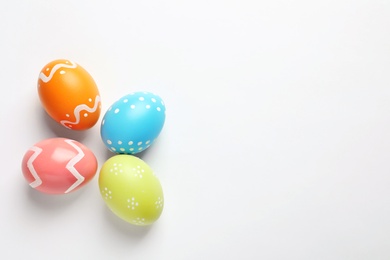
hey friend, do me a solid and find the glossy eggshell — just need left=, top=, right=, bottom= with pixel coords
left=21, top=138, right=98, bottom=194
left=99, top=155, right=164, bottom=226
left=100, top=92, right=166, bottom=154
left=38, top=59, right=101, bottom=130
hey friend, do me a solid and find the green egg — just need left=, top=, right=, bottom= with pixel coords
left=99, top=155, right=164, bottom=226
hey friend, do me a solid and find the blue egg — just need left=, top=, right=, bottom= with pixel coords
left=100, top=92, right=166, bottom=154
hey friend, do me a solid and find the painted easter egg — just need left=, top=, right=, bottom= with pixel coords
left=37, top=59, right=101, bottom=130
left=99, top=155, right=164, bottom=225
left=21, top=138, right=98, bottom=194
left=100, top=92, right=166, bottom=154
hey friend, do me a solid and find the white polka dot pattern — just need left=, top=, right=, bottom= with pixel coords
left=98, top=155, right=164, bottom=226
left=100, top=91, right=166, bottom=155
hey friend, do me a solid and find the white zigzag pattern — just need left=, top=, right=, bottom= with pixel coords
left=60, top=95, right=101, bottom=129
left=64, top=139, right=85, bottom=193
left=39, top=60, right=77, bottom=83
left=27, top=146, right=43, bottom=188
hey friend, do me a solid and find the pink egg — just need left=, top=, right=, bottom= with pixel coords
left=21, top=138, right=98, bottom=194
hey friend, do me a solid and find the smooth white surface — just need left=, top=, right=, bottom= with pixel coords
left=2, top=0, right=390, bottom=259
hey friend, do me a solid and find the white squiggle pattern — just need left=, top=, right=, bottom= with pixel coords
left=64, top=139, right=85, bottom=194
left=60, top=95, right=101, bottom=128
left=27, top=146, right=43, bottom=188
left=39, top=60, right=77, bottom=83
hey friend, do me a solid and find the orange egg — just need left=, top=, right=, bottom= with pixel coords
left=38, top=59, right=101, bottom=130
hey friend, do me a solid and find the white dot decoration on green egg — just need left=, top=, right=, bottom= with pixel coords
left=100, top=91, right=166, bottom=154
left=99, top=155, right=164, bottom=226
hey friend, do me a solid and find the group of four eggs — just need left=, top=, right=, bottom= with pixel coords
left=21, top=59, right=166, bottom=226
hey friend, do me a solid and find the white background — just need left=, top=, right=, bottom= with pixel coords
left=1, top=0, right=390, bottom=259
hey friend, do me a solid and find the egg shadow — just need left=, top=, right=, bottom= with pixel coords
left=103, top=144, right=153, bottom=161
left=103, top=205, right=153, bottom=239
left=104, top=148, right=116, bottom=160
left=25, top=185, right=85, bottom=211
left=40, top=109, right=88, bottom=142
